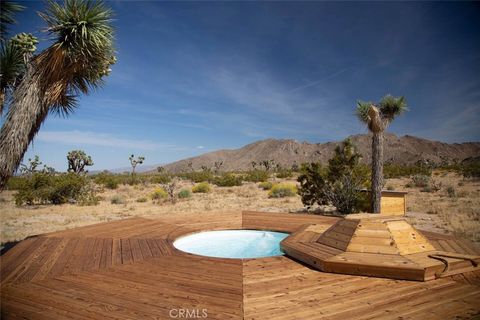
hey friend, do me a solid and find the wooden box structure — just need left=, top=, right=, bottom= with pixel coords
left=360, top=190, right=407, bottom=216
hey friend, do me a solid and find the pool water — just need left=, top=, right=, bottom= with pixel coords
left=173, top=230, right=289, bottom=259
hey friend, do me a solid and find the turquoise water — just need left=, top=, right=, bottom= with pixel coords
left=173, top=230, right=289, bottom=259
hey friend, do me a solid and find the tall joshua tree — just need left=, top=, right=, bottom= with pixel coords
left=0, top=0, right=116, bottom=188
left=356, top=95, right=407, bottom=213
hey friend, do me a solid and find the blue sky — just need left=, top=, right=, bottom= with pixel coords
left=6, top=1, right=480, bottom=171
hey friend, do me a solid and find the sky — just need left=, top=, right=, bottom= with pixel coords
left=5, top=1, right=480, bottom=171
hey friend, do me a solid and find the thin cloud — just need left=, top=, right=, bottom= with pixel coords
left=36, top=131, right=174, bottom=151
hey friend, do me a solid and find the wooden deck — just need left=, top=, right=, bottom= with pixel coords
left=1, top=211, right=479, bottom=319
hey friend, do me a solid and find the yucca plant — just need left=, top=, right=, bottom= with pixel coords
left=356, top=95, right=408, bottom=213
left=0, top=0, right=116, bottom=188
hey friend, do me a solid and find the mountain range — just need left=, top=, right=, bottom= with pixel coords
left=150, top=134, right=480, bottom=173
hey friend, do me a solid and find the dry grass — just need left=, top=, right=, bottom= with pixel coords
left=1, top=171, right=479, bottom=245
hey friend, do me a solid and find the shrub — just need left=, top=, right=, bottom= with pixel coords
left=94, top=173, right=119, bottom=189
left=192, top=182, right=211, bottom=193
left=411, top=174, right=430, bottom=188
left=276, top=169, right=293, bottom=179
left=14, top=173, right=89, bottom=206
left=6, top=176, right=27, bottom=190
left=136, top=197, right=148, bottom=203
left=268, top=183, right=298, bottom=198
left=384, top=164, right=432, bottom=179
left=178, top=171, right=213, bottom=183
left=258, top=181, right=273, bottom=190
left=244, top=170, right=269, bottom=183
left=213, top=173, right=242, bottom=187
left=386, top=185, right=395, bottom=191
left=297, top=140, right=370, bottom=214
left=77, top=182, right=100, bottom=206
left=150, top=174, right=172, bottom=184
left=110, top=195, right=126, bottom=204
left=297, top=162, right=328, bottom=208
left=178, top=189, right=191, bottom=199
left=446, top=185, right=456, bottom=198
left=324, top=175, right=364, bottom=215
left=150, top=188, right=168, bottom=201
left=461, top=163, right=480, bottom=179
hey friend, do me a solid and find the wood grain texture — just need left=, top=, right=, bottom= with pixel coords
left=1, top=211, right=479, bottom=319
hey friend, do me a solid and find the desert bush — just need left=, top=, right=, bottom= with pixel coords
left=384, top=164, right=432, bottom=179
left=178, top=189, right=191, bottom=199
left=77, top=182, right=100, bottom=206
left=192, top=182, right=211, bottom=193
left=276, top=169, right=293, bottom=179
left=6, top=176, right=28, bottom=190
left=461, top=163, right=480, bottom=179
left=268, top=183, right=297, bottom=198
left=297, top=140, right=370, bottom=214
left=213, top=173, right=242, bottom=187
left=136, top=197, right=148, bottom=203
left=446, top=185, right=456, bottom=198
left=411, top=174, right=430, bottom=188
left=150, top=174, right=172, bottom=184
left=162, top=179, right=178, bottom=203
left=244, top=170, right=269, bottom=183
left=324, top=175, right=364, bottom=215
left=386, top=185, right=395, bottom=191
left=110, top=195, right=126, bottom=204
left=178, top=171, right=214, bottom=183
left=14, top=173, right=90, bottom=206
left=150, top=188, right=168, bottom=201
left=94, top=172, right=119, bottom=189
left=258, top=181, right=273, bottom=190
left=297, top=162, right=328, bottom=207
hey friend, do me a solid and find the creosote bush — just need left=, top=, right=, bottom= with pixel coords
left=192, top=182, right=211, bottom=193
left=268, top=183, right=297, bottom=198
left=411, top=174, right=430, bottom=188
left=244, top=170, right=269, bottom=183
left=213, top=173, right=242, bottom=187
left=14, top=172, right=91, bottom=206
left=258, top=181, right=273, bottom=190
left=178, top=189, right=191, bottom=199
left=110, top=194, right=126, bottom=205
left=150, top=188, right=168, bottom=201
left=94, top=172, right=119, bottom=189
left=136, top=197, right=148, bottom=203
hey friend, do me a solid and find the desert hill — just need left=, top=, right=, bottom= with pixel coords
left=157, top=133, right=480, bottom=173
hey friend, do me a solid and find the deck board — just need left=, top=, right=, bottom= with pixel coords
left=1, top=211, right=479, bottom=319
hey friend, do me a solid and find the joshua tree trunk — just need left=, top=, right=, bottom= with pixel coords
left=371, top=131, right=383, bottom=213
left=0, top=91, right=5, bottom=115
left=0, top=66, right=46, bottom=189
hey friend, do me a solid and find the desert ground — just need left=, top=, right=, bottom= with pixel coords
left=1, top=170, right=479, bottom=248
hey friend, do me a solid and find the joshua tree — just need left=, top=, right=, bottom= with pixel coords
left=67, top=150, right=93, bottom=174
left=0, top=0, right=116, bottom=189
left=213, top=161, right=223, bottom=173
left=356, top=95, right=407, bottom=213
left=251, top=161, right=257, bottom=170
left=18, top=155, right=42, bottom=175
left=129, top=154, right=145, bottom=175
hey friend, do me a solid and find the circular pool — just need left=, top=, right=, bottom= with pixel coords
left=173, top=230, right=289, bottom=259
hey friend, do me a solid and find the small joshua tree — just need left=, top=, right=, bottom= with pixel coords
left=157, top=166, right=165, bottom=173
left=19, top=155, right=42, bottom=175
left=67, top=150, right=93, bottom=174
left=251, top=161, right=257, bottom=170
left=162, top=178, right=178, bottom=204
left=214, top=161, right=223, bottom=173
left=129, top=154, right=145, bottom=175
